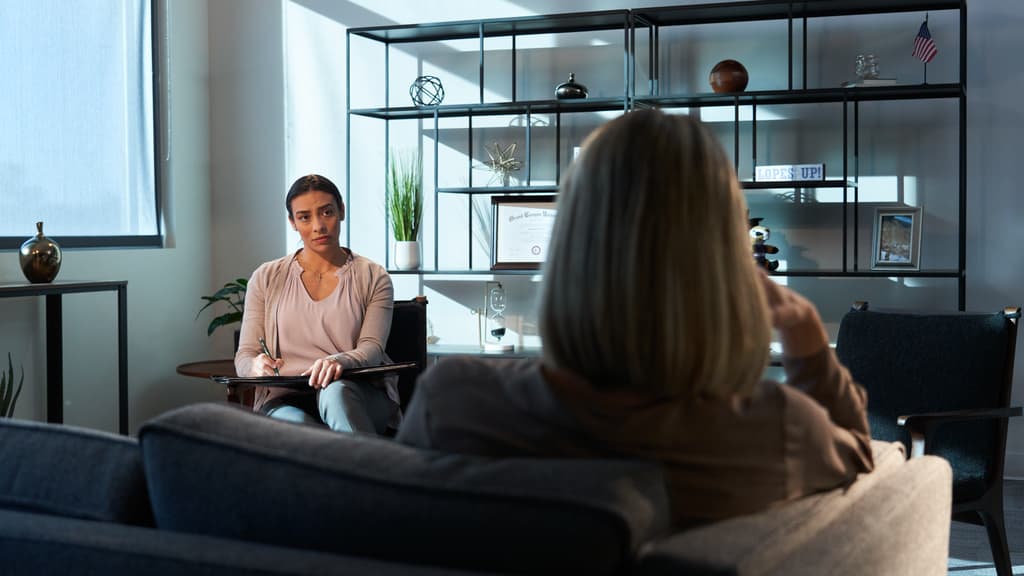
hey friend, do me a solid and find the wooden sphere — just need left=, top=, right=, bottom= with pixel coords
left=709, top=59, right=749, bottom=93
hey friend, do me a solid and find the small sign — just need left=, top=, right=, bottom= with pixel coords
left=755, top=164, right=825, bottom=182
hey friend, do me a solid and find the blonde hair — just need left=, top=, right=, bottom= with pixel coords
left=539, top=109, right=771, bottom=398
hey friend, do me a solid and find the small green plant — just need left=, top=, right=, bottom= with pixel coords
left=0, top=353, right=24, bottom=418
left=386, top=149, right=423, bottom=242
left=197, top=278, right=248, bottom=336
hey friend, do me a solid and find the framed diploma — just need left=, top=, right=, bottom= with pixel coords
left=491, top=195, right=557, bottom=270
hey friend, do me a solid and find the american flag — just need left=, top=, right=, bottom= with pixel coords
left=913, top=21, right=938, bottom=63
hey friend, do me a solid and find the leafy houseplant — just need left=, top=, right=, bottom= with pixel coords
left=387, top=149, right=424, bottom=270
left=1, top=353, right=24, bottom=418
left=197, top=278, right=248, bottom=336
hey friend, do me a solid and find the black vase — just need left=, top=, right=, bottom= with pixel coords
left=19, top=221, right=62, bottom=284
left=555, top=73, right=588, bottom=99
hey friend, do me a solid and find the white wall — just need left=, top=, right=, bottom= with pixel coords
left=209, top=0, right=287, bottom=283
left=963, top=1, right=1024, bottom=476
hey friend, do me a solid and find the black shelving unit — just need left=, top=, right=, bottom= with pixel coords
left=348, top=10, right=632, bottom=275
left=347, top=0, right=966, bottom=307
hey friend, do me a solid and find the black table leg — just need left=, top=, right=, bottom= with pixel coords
left=45, top=294, right=63, bottom=424
left=118, top=286, right=128, bottom=434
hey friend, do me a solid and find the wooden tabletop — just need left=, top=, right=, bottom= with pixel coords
left=176, top=359, right=237, bottom=379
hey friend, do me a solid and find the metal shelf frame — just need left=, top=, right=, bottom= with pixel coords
left=347, top=0, right=967, bottom=308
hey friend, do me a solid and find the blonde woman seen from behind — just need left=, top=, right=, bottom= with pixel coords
left=396, top=110, right=873, bottom=526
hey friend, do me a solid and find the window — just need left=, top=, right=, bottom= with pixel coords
left=0, top=0, right=161, bottom=248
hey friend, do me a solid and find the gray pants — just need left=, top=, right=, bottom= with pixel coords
left=263, top=379, right=393, bottom=435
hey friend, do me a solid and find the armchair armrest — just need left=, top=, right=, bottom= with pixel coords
left=897, top=407, right=1023, bottom=458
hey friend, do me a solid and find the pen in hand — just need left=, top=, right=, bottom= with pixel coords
left=258, top=336, right=280, bottom=376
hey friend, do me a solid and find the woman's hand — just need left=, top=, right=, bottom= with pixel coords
left=302, top=356, right=344, bottom=389
left=759, top=271, right=830, bottom=358
left=254, top=353, right=283, bottom=377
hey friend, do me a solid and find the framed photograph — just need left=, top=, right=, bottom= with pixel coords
left=491, top=195, right=557, bottom=270
left=872, top=207, right=921, bottom=270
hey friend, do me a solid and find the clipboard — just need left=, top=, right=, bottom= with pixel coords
left=212, top=361, right=419, bottom=388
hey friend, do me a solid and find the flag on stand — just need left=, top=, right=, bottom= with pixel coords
left=913, top=20, right=938, bottom=63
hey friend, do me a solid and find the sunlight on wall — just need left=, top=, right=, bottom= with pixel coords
left=343, top=0, right=535, bottom=25
left=810, top=176, right=917, bottom=204
left=699, top=107, right=787, bottom=123
left=284, top=1, right=349, bottom=253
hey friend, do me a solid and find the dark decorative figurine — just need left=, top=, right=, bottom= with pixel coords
left=410, top=75, right=445, bottom=106
left=19, top=221, right=62, bottom=283
left=749, top=217, right=779, bottom=272
left=555, top=73, right=588, bottom=99
left=709, top=59, right=749, bottom=93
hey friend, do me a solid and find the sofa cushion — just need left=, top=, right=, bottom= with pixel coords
left=0, top=418, right=152, bottom=526
left=140, top=402, right=669, bottom=576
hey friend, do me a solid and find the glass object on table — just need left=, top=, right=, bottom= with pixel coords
left=855, top=54, right=880, bottom=79
left=484, top=282, right=514, bottom=352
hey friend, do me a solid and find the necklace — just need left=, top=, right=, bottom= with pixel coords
left=299, top=254, right=333, bottom=284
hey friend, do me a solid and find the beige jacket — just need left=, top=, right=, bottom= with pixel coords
left=234, top=250, right=396, bottom=413
left=397, top=348, right=873, bottom=526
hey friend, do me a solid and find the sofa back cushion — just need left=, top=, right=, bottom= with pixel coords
left=140, top=403, right=669, bottom=575
left=0, top=418, right=152, bottom=526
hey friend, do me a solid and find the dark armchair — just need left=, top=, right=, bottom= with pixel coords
left=835, top=302, right=1021, bottom=576
left=386, top=296, right=428, bottom=412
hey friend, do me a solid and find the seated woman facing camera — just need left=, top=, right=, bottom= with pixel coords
left=397, top=110, right=873, bottom=525
left=235, top=174, right=400, bottom=435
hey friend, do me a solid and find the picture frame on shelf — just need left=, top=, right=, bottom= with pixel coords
left=871, top=207, right=921, bottom=270
left=491, top=195, right=557, bottom=270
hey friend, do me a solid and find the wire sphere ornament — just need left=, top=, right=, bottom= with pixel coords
left=409, top=76, right=445, bottom=106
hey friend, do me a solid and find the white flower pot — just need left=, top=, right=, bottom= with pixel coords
left=394, top=241, right=420, bottom=270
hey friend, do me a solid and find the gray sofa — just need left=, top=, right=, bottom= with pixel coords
left=0, top=402, right=952, bottom=575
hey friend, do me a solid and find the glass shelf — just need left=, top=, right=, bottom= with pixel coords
left=350, top=9, right=630, bottom=43
left=742, top=180, right=854, bottom=190
left=350, top=97, right=628, bottom=120
left=437, top=186, right=559, bottom=196
left=633, top=84, right=961, bottom=110
left=633, top=0, right=960, bottom=27
left=771, top=270, right=961, bottom=278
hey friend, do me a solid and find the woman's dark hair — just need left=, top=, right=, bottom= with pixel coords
left=286, top=174, right=344, bottom=219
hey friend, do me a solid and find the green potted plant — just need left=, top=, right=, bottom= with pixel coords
left=1, top=353, right=24, bottom=418
left=387, top=149, right=423, bottom=270
left=197, top=278, right=248, bottom=349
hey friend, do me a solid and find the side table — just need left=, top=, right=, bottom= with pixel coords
left=0, top=281, right=128, bottom=434
left=175, top=359, right=252, bottom=406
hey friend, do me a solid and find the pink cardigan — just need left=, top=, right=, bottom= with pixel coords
left=235, top=249, right=396, bottom=413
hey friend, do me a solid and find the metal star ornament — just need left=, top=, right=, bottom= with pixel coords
left=478, top=141, right=523, bottom=186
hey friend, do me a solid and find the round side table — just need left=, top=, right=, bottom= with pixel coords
left=176, top=359, right=252, bottom=406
